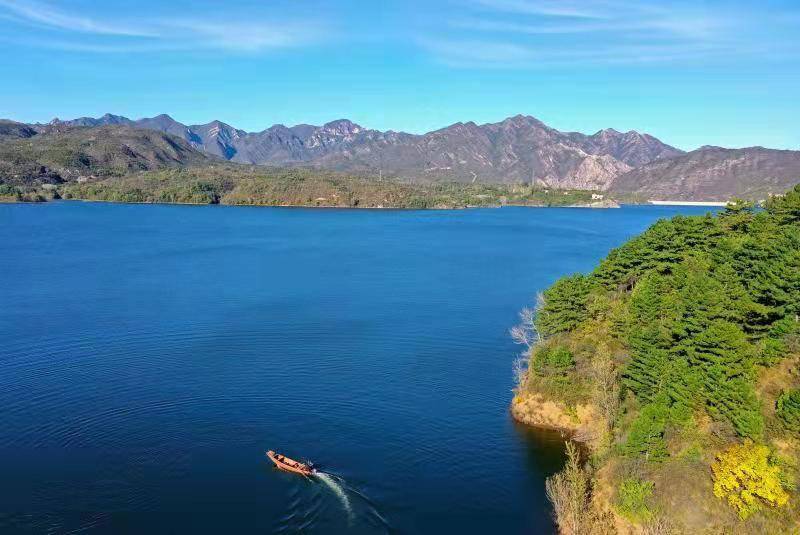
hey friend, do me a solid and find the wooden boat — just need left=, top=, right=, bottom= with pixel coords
left=266, top=450, right=315, bottom=476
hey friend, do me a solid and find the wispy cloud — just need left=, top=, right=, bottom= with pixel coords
left=449, top=13, right=728, bottom=39
left=420, top=38, right=730, bottom=69
left=161, top=19, right=329, bottom=53
left=419, top=38, right=539, bottom=68
left=0, top=0, right=153, bottom=36
left=470, top=0, right=612, bottom=19
left=0, top=0, right=329, bottom=53
left=421, top=0, right=794, bottom=68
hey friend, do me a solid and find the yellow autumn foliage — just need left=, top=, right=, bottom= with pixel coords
left=711, top=440, right=790, bottom=520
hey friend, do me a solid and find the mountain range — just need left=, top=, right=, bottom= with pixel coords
left=3, top=113, right=798, bottom=200
left=45, top=113, right=682, bottom=190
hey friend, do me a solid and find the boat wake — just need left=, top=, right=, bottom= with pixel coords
left=314, top=471, right=354, bottom=523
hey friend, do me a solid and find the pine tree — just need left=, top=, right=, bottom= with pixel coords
left=679, top=321, right=762, bottom=438
left=766, top=184, right=800, bottom=224
left=623, top=402, right=670, bottom=462
left=536, top=274, right=592, bottom=336
left=776, top=389, right=800, bottom=433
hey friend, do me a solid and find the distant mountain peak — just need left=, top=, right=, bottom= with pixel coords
left=507, top=113, right=535, bottom=122
left=135, top=114, right=187, bottom=138
left=574, top=127, right=683, bottom=167
left=321, top=119, right=363, bottom=135
left=100, top=113, right=126, bottom=121
left=497, top=114, right=546, bottom=128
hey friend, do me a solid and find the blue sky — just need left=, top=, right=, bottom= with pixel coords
left=0, top=0, right=798, bottom=150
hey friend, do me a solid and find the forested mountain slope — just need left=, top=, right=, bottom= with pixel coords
left=611, top=146, right=800, bottom=201
left=512, top=186, right=800, bottom=533
left=0, top=125, right=210, bottom=187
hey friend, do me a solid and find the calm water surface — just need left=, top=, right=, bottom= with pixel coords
left=0, top=202, right=715, bottom=534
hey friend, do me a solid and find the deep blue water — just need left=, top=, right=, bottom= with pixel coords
left=0, top=202, right=717, bottom=534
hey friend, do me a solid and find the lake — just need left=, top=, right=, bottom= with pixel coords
left=0, top=202, right=716, bottom=534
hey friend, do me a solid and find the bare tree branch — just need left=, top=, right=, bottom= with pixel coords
left=546, top=442, right=590, bottom=535
left=512, top=356, right=528, bottom=386
left=591, top=343, right=620, bottom=432
left=510, top=294, right=549, bottom=386
left=510, top=324, right=532, bottom=348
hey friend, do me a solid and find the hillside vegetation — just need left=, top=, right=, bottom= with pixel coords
left=54, top=167, right=600, bottom=209
left=0, top=126, right=602, bottom=208
left=0, top=125, right=209, bottom=190
left=611, top=146, right=800, bottom=202
left=512, top=186, right=800, bottom=533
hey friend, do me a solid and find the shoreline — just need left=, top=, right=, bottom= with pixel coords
left=1, top=197, right=628, bottom=210
left=648, top=200, right=729, bottom=206
left=510, top=392, right=595, bottom=440
left=5, top=195, right=736, bottom=212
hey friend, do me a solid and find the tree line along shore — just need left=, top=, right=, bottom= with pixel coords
left=0, top=166, right=614, bottom=209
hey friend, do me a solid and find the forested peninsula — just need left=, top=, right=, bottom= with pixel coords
left=512, top=186, right=800, bottom=534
